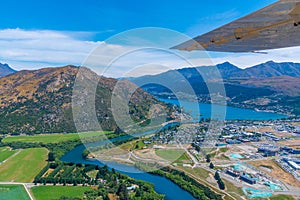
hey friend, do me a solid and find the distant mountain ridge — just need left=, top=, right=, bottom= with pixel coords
left=128, top=61, right=300, bottom=98
left=130, top=60, right=300, bottom=82
left=201, top=61, right=300, bottom=79
left=232, top=61, right=300, bottom=78
left=0, top=63, right=16, bottom=77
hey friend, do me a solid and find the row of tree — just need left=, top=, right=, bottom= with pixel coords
left=136, top=162, right=223, bottom=200
left=34, top=162, right=164, bottom=200
left=214, top=171, right=225, bottom=190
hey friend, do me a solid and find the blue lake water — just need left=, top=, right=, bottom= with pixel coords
left=160, top=98, right=287, bottom=120
left=61, top=99, right=287, bottom=200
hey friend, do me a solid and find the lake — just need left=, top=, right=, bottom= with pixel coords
left=160, top=98, right=287, bottom=120
left=60, top=98, right=287, bottom=200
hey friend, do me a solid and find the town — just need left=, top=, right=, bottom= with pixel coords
left=139, top=118, right=300, bottom=199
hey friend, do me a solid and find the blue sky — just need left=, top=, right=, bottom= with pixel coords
left=1, top=0, right=276, bottom=39
left=2, top=0, right=300, bottom=77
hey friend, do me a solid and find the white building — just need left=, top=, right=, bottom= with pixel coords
left=288, top=161, right=300, bottom=170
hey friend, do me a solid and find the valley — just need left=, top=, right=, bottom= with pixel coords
left=1, top=61, right=300, bottom=200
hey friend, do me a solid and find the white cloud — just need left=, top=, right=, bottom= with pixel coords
left=209, top=46, right=300, bottom=68
left=2, top=28, right=300, bottom=77
left=85, top=47, right=215, bottom=78
left=0, top=28, right=101, bottom=70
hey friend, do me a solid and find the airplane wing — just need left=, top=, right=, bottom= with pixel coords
left=172, top=0, right=300, bottom=52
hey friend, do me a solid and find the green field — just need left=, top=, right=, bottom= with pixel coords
left=0, top=148, right=48, bottom=182
left=0, top=147, right=17, bottom=162
left=270, top=194, right=295, bottom=200
left=2, top=131, right=110, bottom=144
left=0, top=184, right=30, bottom=200
left=86, top=170, right=98, bottom=178
left=155, top=149, right=190, bottom=163
left=31, top=186, right=94, bottom=200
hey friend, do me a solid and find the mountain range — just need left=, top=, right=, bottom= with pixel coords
left=0, top=66, right=172, bottom=134
left=1, top=60, right=300, bottom=134
left=129, top=61, right=300, bottom=97
left=0, top=63, right=16, bottom=77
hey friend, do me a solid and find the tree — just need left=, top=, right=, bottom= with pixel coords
left=218, top=179, right=225, bottom=190
left=206, top=154, right=211, bottom=163
left=135, top=143, right=139, bottom=149
left=85, top=190, right=98, bottom=200
left=48, top=152, right=55, bottom=162
left=194, top=144, right=200, bottom=152
left=135, top=188, right=143, bottom=197
left=103, top=194, right=110, bottom=200
left=214, top=171, right=220, bottom=180
left=214, top=171, right=225, bottom=190
left=114, top=126, right=124, bottom=134
left=117, top=182, right=129, bottom=200
left=82, top=149, right=89, bottom=159
left=209, top=162, right=214, bottom=169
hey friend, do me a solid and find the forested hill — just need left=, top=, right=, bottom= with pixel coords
left=0, top=66, right=172, bottom=134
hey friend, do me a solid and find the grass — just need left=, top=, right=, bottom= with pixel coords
left=2, top=131, right=111, bottom=144
left=178, top=166, right=210, bottom=180
left=220, top=154, right=230, bottom=160
left=209, top=151, right=217, bottom=158
left=0, top=184, right=30, bottom=200
left=155, top=149, right=190, bottom=163
left=270, top=194, right=295, bottom=200
left=175, top=166, right=234, bottom=200
left=86, top=170, right=98, bottom=179
left=0, top=147, right=17, bottom=162
left=116, top=139, right=147, bottom=151
left=119, top=140, right=135, bottom=151
left=219, top=147, right=228, bottom=153
left=31, top=186, right=94, bottom=200
left=249, top=159, right=300, bottom=188
left=134, top=140, right=147, bottom=150
left=222, top=180, right=245, bottom=200
left=0, top=148, right=48, bottom=182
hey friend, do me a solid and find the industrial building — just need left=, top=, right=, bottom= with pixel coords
left=226, top=170, right=239, bottom=177
left=258, top=145, right=279, bottom=157
left=287, top=161, right=300, bottom=170
left=240, top=175, right=256, bottom=185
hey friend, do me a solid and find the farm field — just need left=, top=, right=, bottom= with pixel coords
left=31, top=186, right=94, bottom=200
left=0, top=147, right=17, bottom=162
left=0, top=148, right=48, bottom=182
left=0, top=184, right=30, bottom=200
left=155, top=149, right=191, bottom=163
left=2, top=131, right=111, bottom=144
left=270, top=194, right=295, bottom=200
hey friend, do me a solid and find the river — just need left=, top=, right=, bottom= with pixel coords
left=61, top=100, right=287, bottom=200
left=61, top=137, right=196, bottom=200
